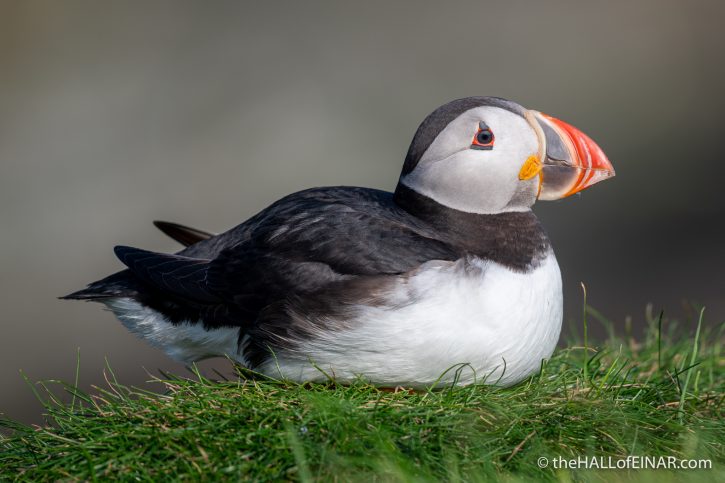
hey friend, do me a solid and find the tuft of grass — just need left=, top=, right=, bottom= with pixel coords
left=1, top=309, right=723, bottom=482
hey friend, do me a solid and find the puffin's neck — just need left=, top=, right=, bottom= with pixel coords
left=393, top=182, right=551, bottom=270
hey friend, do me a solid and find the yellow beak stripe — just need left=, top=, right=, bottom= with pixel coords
left=519, top=155, right=542, bottom=181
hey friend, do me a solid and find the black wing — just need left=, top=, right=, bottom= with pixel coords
left=104, top=187, right=459, bottom=328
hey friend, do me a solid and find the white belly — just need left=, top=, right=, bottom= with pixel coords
left=102, top=297, right=240, bottom=364
left=261, top=252, right=563, bottom=387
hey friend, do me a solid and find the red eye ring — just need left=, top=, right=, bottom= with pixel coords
left=471, top=125, right=494, bottom=150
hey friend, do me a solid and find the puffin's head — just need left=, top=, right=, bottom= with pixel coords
left=397, top=96, right=615, bottom=214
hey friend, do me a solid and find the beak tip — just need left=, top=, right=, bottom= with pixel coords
left=537, top=112, right=615, bottom=198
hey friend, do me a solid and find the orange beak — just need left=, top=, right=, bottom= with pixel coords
left=528, top=111, right=615, bottom=200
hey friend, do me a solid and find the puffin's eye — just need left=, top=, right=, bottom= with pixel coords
left=476, top=130, right=493, bottom=145
left=471, top=121, right=495, bottom=150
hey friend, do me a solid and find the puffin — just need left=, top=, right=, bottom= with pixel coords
left=63, top=96, right=614, bottom=387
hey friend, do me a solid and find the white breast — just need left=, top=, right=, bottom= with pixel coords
left=261, top=252, right=563, bottom=387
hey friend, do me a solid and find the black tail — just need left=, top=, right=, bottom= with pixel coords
left=62, top=220, right=214, bottom=300
left=60, top=270, right=140, bottom=300
left=153, top=221, right=214, bottom=247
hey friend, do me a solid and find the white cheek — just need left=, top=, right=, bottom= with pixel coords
left=403, top=153, right=518, bottom=214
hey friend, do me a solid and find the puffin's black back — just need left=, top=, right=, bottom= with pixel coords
left=63, top=187, right=460, bottom=325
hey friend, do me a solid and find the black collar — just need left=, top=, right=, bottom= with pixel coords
left=393, top=183, right=551, bottom=271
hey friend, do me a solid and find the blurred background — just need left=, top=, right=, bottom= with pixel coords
left=1, top=0, right=723, bottom=424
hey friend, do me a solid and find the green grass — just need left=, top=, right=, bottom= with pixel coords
left=1, top=307, right=723, bottom=482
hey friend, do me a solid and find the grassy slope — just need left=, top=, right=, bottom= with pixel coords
left=1, top=309, right=723, bottom=482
